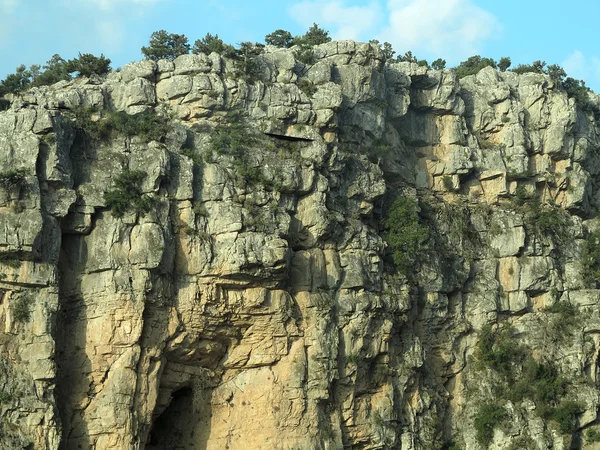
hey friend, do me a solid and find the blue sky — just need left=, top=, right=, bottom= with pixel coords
left=1, top=0, right=600, bottom=91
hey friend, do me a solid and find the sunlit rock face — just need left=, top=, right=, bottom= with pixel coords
left=2, top=41, right=600, bottom=450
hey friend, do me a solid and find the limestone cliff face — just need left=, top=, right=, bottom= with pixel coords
left=1, top=41, right=600, bottom=450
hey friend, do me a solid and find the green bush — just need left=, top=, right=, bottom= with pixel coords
left=298, top=78, right=317, bottom=97
left=383, top=197, right=429, bottom=276
left=67, top=53, right=111, bottom=78
left=72, top=108, right=170, bottom=143
left=0, top=65, right=32, bottom=96
left=474, top=404, right=507, bottom=446
left=294, top=44, right=315, bottom=65
left=475, top=325, right=525, bottom=377
left=551, top=401, right=583, bottom=434
left=544, top=300, right=581, bottom=342
left=395, top=50, right=429, bottom=67
left=586, top=428, right=600, bottom=443
left=0, top=169, right=27, bottom=192
left=209, top=111, right=270, bottom=187
left=583, top=228, right=600, bottom=286
left=455, top=55, right=497, bottom=78
left=510, top=358, right=567, bottom=407
left=104, top=169, right=156, bottom=217
left=293, top=23, right=331, bottom=46
left=13, top=293, right=32, bottom=323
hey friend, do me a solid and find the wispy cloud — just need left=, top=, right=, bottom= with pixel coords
left=381, top=0, right=501, bottom=60
left=562, top=50, right=600, bottom=83
left=288, top=1, right=382, bottom=41
left=86, top=0, right=165, bottom=10
left=288, top=0, right=501, bottom=62
left=0, top=0, right=20, bottom=12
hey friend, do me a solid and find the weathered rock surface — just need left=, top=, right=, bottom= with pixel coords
left=2, top=41, right=600, bottom=449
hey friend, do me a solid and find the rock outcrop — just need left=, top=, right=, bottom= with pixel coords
left=2, top=41, right=600, bottom=449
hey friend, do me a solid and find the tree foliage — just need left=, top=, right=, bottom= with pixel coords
left=67, top=53, right=111, bottom=78
left=431, top=58, right=446, bottom=70
left=455, top=55, right=497, bottom=78
left=0, top=52, right=111, bottom=96
left=384, top=197, right=429, bottom=276
left=498, top=57, right=511, bottom=72
left=192, top=33, right=235, bottom=56
left=141, top=30, right=190, bottom=61
left=293, top=23, right=331, bottom=46
left=265, top=29, right=293, bottom=48
left=104, top=169, right=156, bottom=217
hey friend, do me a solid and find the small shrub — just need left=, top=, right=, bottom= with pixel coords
left=551, top=401, right=583, bottom=434
left=294, top=44, right=315, bottom=65
left=474, top=404, right=507, bottom=447
left=72, top=108, right=171, bottom=143
left=13, top=293, right=32, bottom=323
left=0, top=169, right=27, bottom=192
left=0, top=254, right=20, bottom=268
left=544, top=300, right=581, bottom=342
left=475, top=325, right=525, bottom=377
left=0, top=390, right=12, bottom=404
left=442, top=175, right=455, bottom=191
left=104, top=169, right=156, bottom=217
left=583, top=228, right=600, bottom=286
left=293, top=23, right=331, bottom=46
left=193, top=202, right=208, bottom=217
left=298, top=78, right=317, bottom=97
left=586, top=428, right=600, bottom=443
left=455, top=55, right=497, bottom=78
left=383, top=197, right=429, bottom=276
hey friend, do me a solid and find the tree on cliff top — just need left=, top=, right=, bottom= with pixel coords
left=142, top=30, right=190, bottom=61
left=265, top=29, right=294, bottom=48
left=293, top=23, right=331, bottom=46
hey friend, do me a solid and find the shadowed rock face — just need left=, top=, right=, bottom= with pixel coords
left=1, top=41, right=600, bottom=450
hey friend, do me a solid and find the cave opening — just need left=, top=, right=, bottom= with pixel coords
left=146, top=386, right=194, bottom=449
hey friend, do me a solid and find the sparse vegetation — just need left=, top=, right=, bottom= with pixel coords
left=104, top=169, right=156, bottom=217
left=298, top=78, right=317, bottom=97
left=71, top=107, right=171, bottom=143
left=0, top=52, right=112, bottom=96
left=586, top=428, right=600, bottom=443
left=13, top=292, right=33, bottom=323
left=473, top=404, right=507, bottom=447
left=583, top=228, right=600, bottom=286
left=475, top=325, right=525, bottom=377
left=383, top=197, right=429, bottom=276
left=0, top=169, right=28, bottom=192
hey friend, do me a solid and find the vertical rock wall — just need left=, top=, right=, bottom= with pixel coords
left=1, top=41, right=600, bottom=449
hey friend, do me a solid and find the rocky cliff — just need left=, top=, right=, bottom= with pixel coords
left=2, top=40, right=600, bottom=450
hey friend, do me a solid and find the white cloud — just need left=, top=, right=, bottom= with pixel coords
left=563, top=50, right=599, bottom=79
left=87, top=0, right=164, bottom=10
left=96, top=20, right=126, bottom=52
left=289, top=1, right=382, bottom=41
left=380, top=0, right=501, bottom=60
left=562, top=50, right=600, bottom=88
left=288, top=0, right=501, bottom=61
left=0, top=0, right=20, bottom=12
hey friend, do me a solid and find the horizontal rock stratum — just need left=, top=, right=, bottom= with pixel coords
left=2, top=40, right=600, bottom=449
